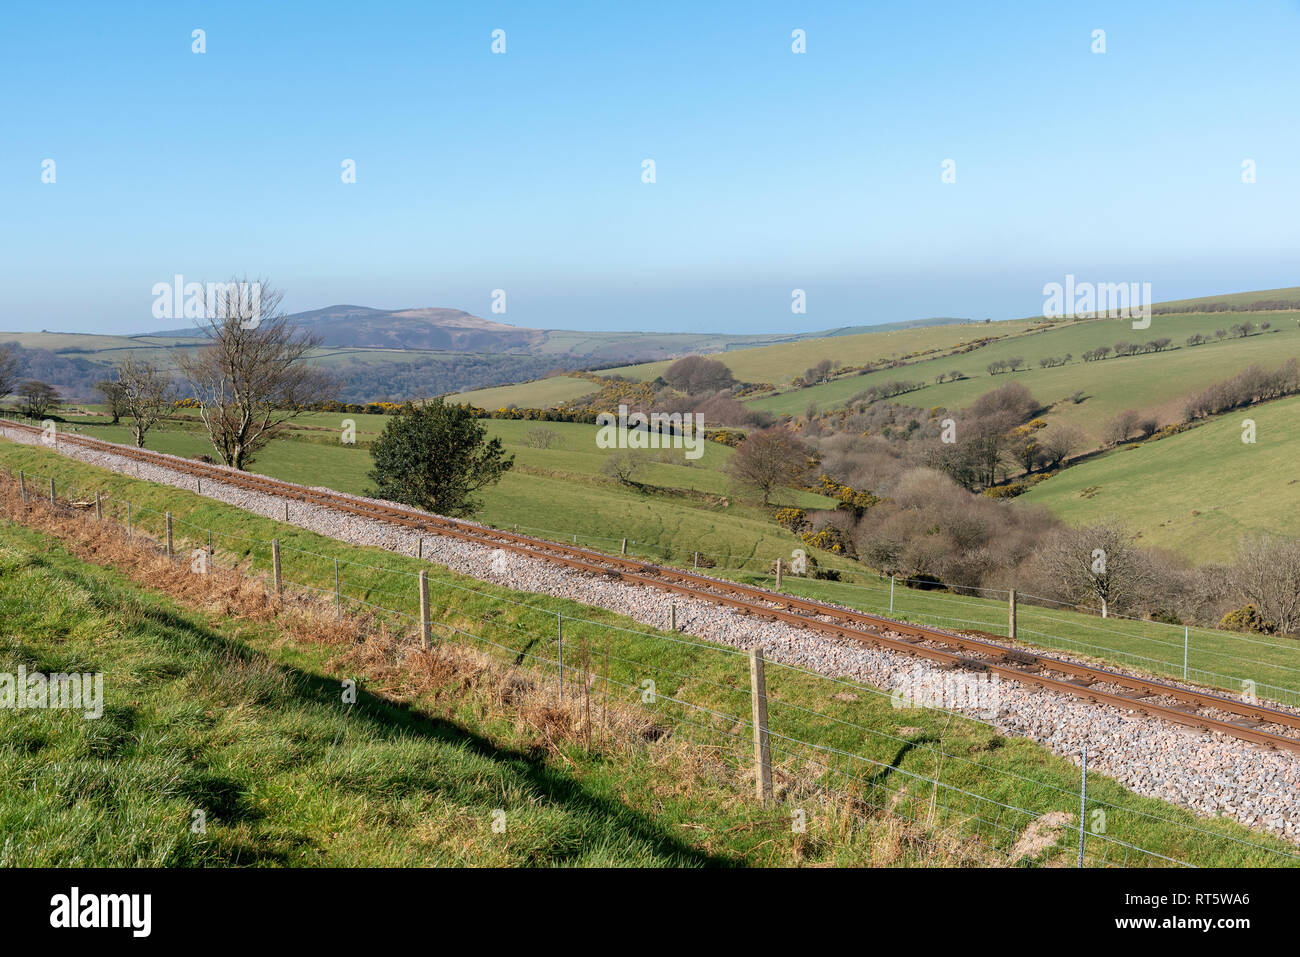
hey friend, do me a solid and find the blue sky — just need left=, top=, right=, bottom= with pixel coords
left=3, top=1, right=1299, bottom=335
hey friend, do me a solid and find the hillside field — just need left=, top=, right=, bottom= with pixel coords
left=2, top=441, right=1293, bottom=867
left=1017, top=392, right=1300, bottom=561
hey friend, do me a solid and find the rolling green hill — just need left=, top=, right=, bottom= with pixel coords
left=748, top=312, right=1300, bottom=444
left=1017, top=392, right=1300, bottom=561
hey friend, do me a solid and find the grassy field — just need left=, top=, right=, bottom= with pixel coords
left=453, top=375, right=598, bottom=409
left=1018, top=393, right=1300, bottom=561
left=2, top=442, right=1295, bottom=867
left=19, top=412, right=844, bottom=577
left=597, top=319, right=1042, bottom=385
left=746, top=312, right=1300, bottom=436
left=12, top=410, right=1300, bottom=701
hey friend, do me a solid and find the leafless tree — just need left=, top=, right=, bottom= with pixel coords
left=95, top=378, right=127, bottom=424
left=1105, top=409, right=1141, bottom=446
left=115, top=354, right=173, bottom=448
left=1036, top=522, right=1149, bottom=618
left=522, top=426, right=559, bottom=449
left=1037, top=426, right=1082, bottom=469
left=176, top=278, right=331, bottom=470
left=1232, top=536, right=1300, bottom=636
left=19, top=380, right=60, bottom=419
left=0, top=343, right=21, bottom=404
left=725, top=427, right=811, bottom=504
left=602, top=451, right=646, bottom=486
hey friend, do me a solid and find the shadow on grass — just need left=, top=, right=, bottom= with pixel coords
left=35, top=551, right=740, bottom=868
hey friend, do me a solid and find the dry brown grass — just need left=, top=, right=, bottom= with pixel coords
left=0, top=475, right=1002, bottom=866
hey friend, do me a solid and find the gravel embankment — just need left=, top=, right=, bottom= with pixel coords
left=5, top=424, right=1298, bottom=847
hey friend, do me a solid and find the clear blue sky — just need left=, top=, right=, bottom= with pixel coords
left=3, top=0, right=1298, bottom=335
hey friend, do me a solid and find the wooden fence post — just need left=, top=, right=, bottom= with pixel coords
left=750, top=647, right=773, bottom=803
left=94, top=491, right=102, bottom=520
left=419, top=569, right=431, bottom=648
left=1008, top=588, right=1018, bottom=640
left=18, top=470, right=26, bottom=503
left=556, top=612, right=564, bottom=699
left=272, top=539, right=282, bottom=594
left=165, top=511, right=173, bottom=558
left=48, top=477, right=56, bottom=505
left=775, top=558, right=783, bottom=590
left=621, top=537, right=627, bottom=555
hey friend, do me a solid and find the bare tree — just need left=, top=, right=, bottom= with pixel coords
left=1037, top=426, right=1082, bottom=470
left=522, top=426, right=559, bottom=449
left=602, top=451, right=646, bottom=486
left=94, top=378, right=127, bottom=424
left=1105, top=409, right=1141, bottom=446
left=176, top=278, right=330, bottom=470
left=725, top=427, right=811, bottom=505
left=115, top=355, right=173, bottom=448
left=1232, top=536, right=1300, bottom=636
left=19, top=380, right=60, bottom=419
left=0, top=343, right=21, bottom=404
left=1037, top=522, right=1149, bottom=618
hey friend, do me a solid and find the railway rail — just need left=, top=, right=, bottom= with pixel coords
left=6, top=416, right=1300, bottom=756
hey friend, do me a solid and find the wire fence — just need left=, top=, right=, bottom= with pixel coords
left=481, top=521, right=1300, bottom=710
left=3, top=454, right=1298, bottom=868
left=5, top=416, right=1292, bottom=710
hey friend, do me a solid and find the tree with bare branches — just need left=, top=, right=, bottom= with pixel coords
left=0, top=343, right=21, bottom=405
left=176, top=278, right=331, bottom=470
left=1232, top=536, right=1300, bottom=636
left=1036, top=521, right=1149, bottom=618
left=725, top=427, right=812, bottom=505
left=115, top=354, right=173, bottom=448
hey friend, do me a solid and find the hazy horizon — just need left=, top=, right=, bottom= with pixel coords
left=4, top=0, right=1298, bottom=336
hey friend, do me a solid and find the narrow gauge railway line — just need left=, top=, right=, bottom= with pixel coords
left=7, top=417, right=1300, bottom=755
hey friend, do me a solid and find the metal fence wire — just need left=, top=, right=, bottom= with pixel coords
left=2, top=456, right=1298, bottom=868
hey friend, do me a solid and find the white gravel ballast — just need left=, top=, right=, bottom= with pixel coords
left=4, top=423, right=1298, bottom=847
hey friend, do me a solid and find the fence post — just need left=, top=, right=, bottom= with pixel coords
left=18, top=470, right=26, bottom=502
left=621, top=537, right=627, bottom=555
left=94, top=491, right=102, bottom=520
left=694, top=551, right=699, bottom=570
left=1078, top=745, right=1088, bottom=868
left=1183, top=627, right=1189, bottom=679
left=750, top=647, right=773, bottom=803
left=272, top=539, right=282, bottom=594
left=890, top=576, right=896, bottom=614
left=49, top=477, right=56, bottom=505
left=165, top=512, right=175, bottom=557
left=334, top=558, right=340, bottom=619
left=207, top=529, right=213, bottom=564
left=419, top=570, right=431, bottom=648
left=557, top=612, right=564, bottom=700
left=284, top=502, right=289, bottom=523
left=127, top=502, right=132, bottom=540
left=775, top=558, right=782, bottom=590
left=1008, top=588, right=1017, bottom=640
left=417, top=537, right=423, bottom=560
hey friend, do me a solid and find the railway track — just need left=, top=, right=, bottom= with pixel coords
left=7, top=416, right=1300, bottom=756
